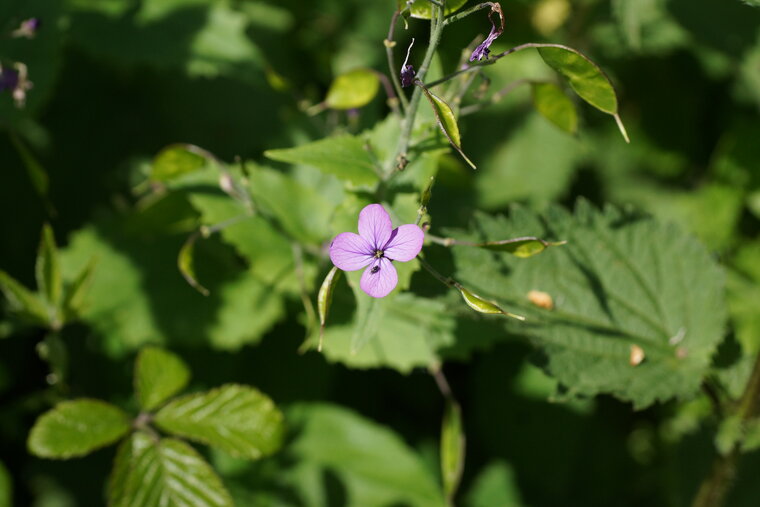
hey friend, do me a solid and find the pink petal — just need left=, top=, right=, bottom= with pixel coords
left=330, top=232, right=373, bottom=271
left=358, top=204, right=392, bottom=250
left=360, top=258, right=398, bottom=298
left=383, top=224, right=424, bottom=262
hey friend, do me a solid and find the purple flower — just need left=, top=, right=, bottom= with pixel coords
left=330, top=204, right=424, bottom=298
left=469, top=5, right=505, bottom=62
left=0, top=68, right=19, bottom=92
left=400, top=37, right=416, bottom=88
left=0, top=63, right=32, bottom=107
left=12, top=18, right=41, bottom=38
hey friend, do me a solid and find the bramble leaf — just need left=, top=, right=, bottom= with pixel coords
left=446, top=201, right=726, bottom=409
left=135, top=347, right=191, bottom=411
left=109, top=432, right=233, bottom=507
left=28, top=400, right=131, bottom=458
left=154, top=384, right=284, bottom=460
left=325, top=68, right=380, bottom=110
left=265, top=135, right=380, bottom=187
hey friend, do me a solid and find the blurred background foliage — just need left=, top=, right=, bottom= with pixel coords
left=1, top=0, right=760, bottom=505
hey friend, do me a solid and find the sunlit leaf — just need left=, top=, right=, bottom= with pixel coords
left=155, top=384, right=284, bottom=460
left=135, top=347, right=191, bottom=411
left=325, top=68, right=380, bottom=110
left=109, top=432, right=233, bottom=507
left=402, top=0, right=468, bottom=19
left=265, top=135, right=380, bottom=187
left=151, top=144, right=211, bottom=182
left=536, top=45, right=629, bottom=142
left=531, top=82, right=578, bottom=134
left=447, top=201, right=726, bottom=409
left=418, top=84, right=476, bottom=169
left=28, top=399, right=131, bottom=458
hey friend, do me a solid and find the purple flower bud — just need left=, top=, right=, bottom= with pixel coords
left=0, top=68, right=20, bottom=92
left=12, top=18, right=41, bottom=39
left=0, top=63, right=33, bottom=108
left=469, top=4, right=505, bottom=62
left=400, top=38, right=416, bottom=88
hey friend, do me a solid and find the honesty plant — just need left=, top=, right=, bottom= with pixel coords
left=330, top=204, right=424, bottom=298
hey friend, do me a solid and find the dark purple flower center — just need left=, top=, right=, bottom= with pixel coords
left=374, top=249, right=384, bottom=259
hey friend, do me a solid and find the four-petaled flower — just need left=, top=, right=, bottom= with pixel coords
left=330, top=204, right=424, bottom=298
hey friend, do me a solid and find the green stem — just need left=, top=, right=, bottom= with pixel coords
left=425, top=42, right=570, bottom=88
left=385, top=10, right=409, bottom=113
left=692, top=350, right=760, bottom=507
left=389, top=1, right=446, bottom=176
left=442, top=2, right=494, bottom=26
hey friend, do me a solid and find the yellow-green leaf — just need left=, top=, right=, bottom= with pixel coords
left=418, top=84, right=476, bottom=169
left=325, top=69, right=380, bottom=110
left=36, top=224, right=62, bottom=309
left=0, top=270, right=50, bottom=326
left=402, top=0, right=468, bottom=19
left=536, top=45, right=629, bottom=142
left=531, top=82, right=578, bottom=134
left=135, top=347, right=191, bottom=411
left=317, top=267, right=341, bottom=352
left=151, top=144, right=211, bottom=182
left=178, top=232, right=209, bottom=296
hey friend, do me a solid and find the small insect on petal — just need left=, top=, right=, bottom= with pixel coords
left=629, top=345, right=645, bottom=366
left=528, top=290, right=553, bottom=310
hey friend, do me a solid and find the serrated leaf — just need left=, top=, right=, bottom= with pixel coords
left=325, top=68, right=380, bottom=110
left=36, top=224, right=62, bottom=309
left=402, top=0, right=468, bottom=19
left=151, top=144, right=211, bottom=182
left=418, top=84, right=476, bottom=169
left=135, top=347, right=191, bottom=411
left=109, top=432, right=233, bottom=507
left=0, top=460, right=10, bottom=507
left=536, top=45, right=629, bottom=142
left=265, top=135, right=379, bottom=187
left=317, top=266, right=341, bottom=352
left=154, top=384, right=284, bottom=460
left=0, top=270, right=50, bottom=326
left=441, top=399, right=465, bottom=500
left=62, top=257, right=96, bottom=321
left=28, top=399, right=131, bottom=458
left=531, top=82, right=578, bottom=134
left=446, top=201, right=726, bottom=409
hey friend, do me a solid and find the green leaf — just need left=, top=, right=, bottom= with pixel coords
left=36, top=224, right=62, bottom=310
left=458, top=286, right=524, bottom=320
left=62, top=257, right=97, bottom=322
left=447, top=201, right=726, bottom=409
left=265, top=135, right=379, bottom=187
left=536, top=45, right=629, bottom=142
left=135, top=347, right=191, bottom=411
left=28, top=399, right=131, bottom=458
left=151, top=144, right=212, bottom=182
left=325, top=68, right=380, bottom=110
left=418, top=84, right=476, bottom=169
left=0, top=270, right=50, bottom=326
left=109, top=432, right=233, bottom=507
left=403, top=0, right=468, bottom=19
left=531, top=82, right=578, bottom=134
left=317, top=266, right=341, bottom=351
left=177, top=232, right=209, bottom=296
left=282, top=403, right=445, bottom=506
left=9, top=132, right=51, bottom=212
left=472, top=236, right=567, bottom=258
left=0, top=460, right=10, bottom=507
left=154, top=384, right=284, bottom=460
left=441, top=399, right=465, bottom=501
left=465, top=461, right=524, bottom=507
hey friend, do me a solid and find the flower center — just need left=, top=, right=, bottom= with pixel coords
left=374, top=249, right=384, bottom=259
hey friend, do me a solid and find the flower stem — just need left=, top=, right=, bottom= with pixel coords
left=389, top=0, right=446, bottom=176
left=692, top=349, right=760, bottom=507
left=442, top=2, right=495, bottom=27
left=385, top=10, right=409, bottom=113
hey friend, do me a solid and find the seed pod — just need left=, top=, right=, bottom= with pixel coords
left=317, top=267, right=341, bottom=351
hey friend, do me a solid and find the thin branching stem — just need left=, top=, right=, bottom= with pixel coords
left=442, top=2, right=495, bottom=26
left=385, top=10, right=409, bottom=113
